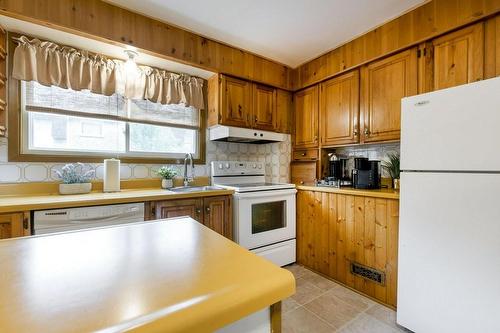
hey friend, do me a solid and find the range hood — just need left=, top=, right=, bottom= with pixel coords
left=209, top=125, right=286, bottom=143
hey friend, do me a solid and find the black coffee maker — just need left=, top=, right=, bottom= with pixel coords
left=352, top=157, right=381, bottom=189
left=327, top=154, right=352, bottom=186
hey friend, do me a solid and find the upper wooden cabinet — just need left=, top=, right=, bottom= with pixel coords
left=294, top=86, right=319, bottom=148
left=430, top=23, right=484, bottom=91
left=0, top=212, right=30, bottom=239
left=252, top=84, right=276, bottom=131
left=275, top=89, right=292, bottom=134
left=320, top=70, right=360, bottom=146
left=153, top=196, right=232, bottom=239
left=208, top=74, right=290, bottom=133
left=360, top=48, right=417, bottom=143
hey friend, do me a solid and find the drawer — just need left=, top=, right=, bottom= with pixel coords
left=291, top=162, right=317, bottom=186
left=293, top=149, right=319, bottom=161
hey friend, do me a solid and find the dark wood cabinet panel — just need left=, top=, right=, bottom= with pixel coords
left=252, top=83, right=276, bottom=131
left=203, top=196, right=232, bottom=240
left=221, top=76, right=252, bottom=128
left=0, top=212, right=30, bottom=239
left=155, top=199, right=203, bottom=223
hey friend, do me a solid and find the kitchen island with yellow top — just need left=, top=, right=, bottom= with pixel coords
left=0, top=217, right=295, bottom=333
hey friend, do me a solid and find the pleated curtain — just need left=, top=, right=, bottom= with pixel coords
left=12, top=36, right=205, bottom=110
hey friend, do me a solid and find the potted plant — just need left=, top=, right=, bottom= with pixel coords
left=54, top=163, right=95, bottom=195
left=155, top=166, right=177, bottom=189
left=382, top=153, right=400, bottom=190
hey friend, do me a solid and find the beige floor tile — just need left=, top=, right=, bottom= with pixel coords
left=303, top=289, right=362, bottom=329
left=327, top=284, right=376, bottom=311
left=300, top=270, right=339, bottom=291
left=338, top=313, right=400, bottom=333
left=282, top=297, right=301, bottom=314
left=285, top=264, right=310, bottom=279
left=290, top=277, right=325, bottom=305
left=283, top=307, right=335, bottom=333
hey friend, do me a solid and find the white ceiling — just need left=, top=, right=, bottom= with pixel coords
left=0, top=16, right=215, bottom=79
left=107, top=0, right=426, bottom=68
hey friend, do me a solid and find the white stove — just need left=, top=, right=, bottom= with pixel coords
left=211, top=161, right=297, bottom=267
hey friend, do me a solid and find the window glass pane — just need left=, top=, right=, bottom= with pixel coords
left=23, top=81, right=125, bottom=117
left=129, top=99, right=199, bottom=127
left=28, top=112, right=126, bottom=153
left=251, top=201, right=286, bottom=234
left=129, top=122, right=197, bottom=154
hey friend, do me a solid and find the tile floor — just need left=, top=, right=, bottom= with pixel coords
left=282, top=264, right=410, bottom=333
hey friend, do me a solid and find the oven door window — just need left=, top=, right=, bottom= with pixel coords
left=251, top=200, right=286, bottom=234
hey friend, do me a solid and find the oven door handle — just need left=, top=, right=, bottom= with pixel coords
left=233, top=188, right=297, bottom=199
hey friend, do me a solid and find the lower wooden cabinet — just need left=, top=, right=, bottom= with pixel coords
left=0, top=212, right=30, bottom=239
left=153, top=196, right=232, bottom=239
left=291, top=162, right=317, bottom=186
left=297, top=190, right=399, bottom=307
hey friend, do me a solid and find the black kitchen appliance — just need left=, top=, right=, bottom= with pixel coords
left=352, top=157, right=381, bottom=189
left=328, top=154, right=352, bottom=186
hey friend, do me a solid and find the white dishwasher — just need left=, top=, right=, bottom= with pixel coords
left=33, top=203, right=145, bottom=235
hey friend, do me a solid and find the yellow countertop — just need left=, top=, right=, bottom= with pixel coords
left=0, top=188, right=234, bottom=213
left=297, top=185, right=400, bottom=199
left=0, top=218, right=295, bottom=333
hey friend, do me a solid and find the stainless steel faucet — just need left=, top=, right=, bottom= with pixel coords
left=183, top=153, right=194, bottom=187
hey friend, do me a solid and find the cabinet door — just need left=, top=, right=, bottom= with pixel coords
left=294, top=86, right=319, bottom=148
left=291, top=162, right=317, bottom=186
left=361, top=48, right=417, bottom=143
left=155, top=199, right=203, bottom=223
left=320, top=70, right=360, bottom=146
left=0, top=212, right=29, bottom=239
left=275, top=89, right=292, bottom=134
left=221, top=75, right=252, bottom=127
left=252, top=83, right=276, bottom=131
left=431, top=23, right=484, bottom=91
left=203, top=196, right=232, bottom=239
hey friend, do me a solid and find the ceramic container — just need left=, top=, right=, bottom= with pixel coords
left=59, top=183, right=92, bottom=195
left=161, top=178, right=173, bottom=189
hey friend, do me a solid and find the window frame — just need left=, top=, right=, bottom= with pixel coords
left=7, top=33, right=206, bottom=165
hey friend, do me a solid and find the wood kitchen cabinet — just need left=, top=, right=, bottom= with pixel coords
left=360, top=48, right=417, bottom=143
left=208, top=74, right=289, bottom=133
left=428, top=23, right=484, bottom=92
left=252, top=83, right=276, bottom=131
left=297, top=190, right=399, bottom=307
left=320, top=70, right=360, bottom=146
left=0, top=212, right=30, bottom=239
left=290, top=162, right=317, bottom=186
left=275, top=89, right=292, bottom=134
left=294, top=86, right=319, bottom=148
left=153, top=196, right=232, bottom=239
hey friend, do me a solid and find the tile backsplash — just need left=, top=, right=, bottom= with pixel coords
left=0, top=135, right=292, bottom=184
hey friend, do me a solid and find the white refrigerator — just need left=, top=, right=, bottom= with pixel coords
left=397, top=76, right=500, bottom=333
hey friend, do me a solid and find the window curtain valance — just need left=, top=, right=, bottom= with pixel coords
left=12, top=36, right=205, bottom=110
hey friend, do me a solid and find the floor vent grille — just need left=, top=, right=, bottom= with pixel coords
left=350, top=262, right=385, bottom=285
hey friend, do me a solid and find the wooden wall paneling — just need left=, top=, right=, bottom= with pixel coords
left=292, top=0, right=500, bottom=90
left=327, top=192, right=338, bottom=279
left=353, top=196, right=366, bottom=293
left=0, top=0, right=291, bottom=89
left=335, top=194, right=347, bottom=284
left=417, top=42, right=434, bottom=93
left=0, top=24, right=5, bottom=137
left=314, top=192, right=330, bottom=275
left=344, top=194, right=356, bottom=288
left=275, top=89, right=292, bottom=134
left=431, top=22, right=484, bottom=91
left=386, top=199, right=400, bottom=307
left=374, top=198, right=388, bottom=303
left=362, top=197, right=376, bottom=298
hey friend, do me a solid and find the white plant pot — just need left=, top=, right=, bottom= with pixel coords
left=59, top=183, right=92, bottom=195
left=161, top=178, right=173, bottom=189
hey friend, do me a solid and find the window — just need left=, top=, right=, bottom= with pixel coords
left=20, top=81, right=201, bottom=160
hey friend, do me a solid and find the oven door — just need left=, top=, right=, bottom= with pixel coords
left=233, top=189, right=296, bottom=249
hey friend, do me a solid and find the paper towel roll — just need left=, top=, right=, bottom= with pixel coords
left=103, top=159, right=120, bottom=192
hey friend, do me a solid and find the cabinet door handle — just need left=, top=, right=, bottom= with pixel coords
left=364, top=128, right=370, bottom=136
left=206, top=207, right=211, bottom=214
left=23, top=217, right=29, bottom=230
left=254, top=116, right=258, bottom=123
left=353, top=128, right=358, bottom=136
left=196, top=208, right=201, bottom=215
left=300, top=180, right=304, bottom=185
left=314, top=135, right=318, bottom=142
left=301, top=152, right=306, bottom=156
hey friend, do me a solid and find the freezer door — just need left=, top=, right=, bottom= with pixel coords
left=397, top=172, right=500, bottom=333
left=401, top=76, right=500, bottom=172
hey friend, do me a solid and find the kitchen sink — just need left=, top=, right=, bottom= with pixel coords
left=168, top=186, right=223, bottom=193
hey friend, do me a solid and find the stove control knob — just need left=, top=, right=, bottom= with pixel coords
left=253, top=164, right=257, bottom=168
left=257, top=164, right=262, bottom=169
left=225, top=163, right=230, bottom=169
left=218, top=163, right=223, bottom=170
